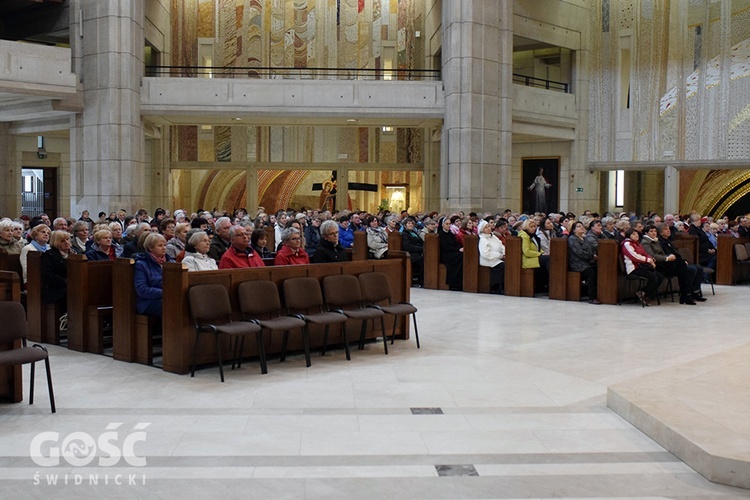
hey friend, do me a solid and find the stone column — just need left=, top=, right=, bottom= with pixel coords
left=0, top=123, right=20, bottom=216
left=663, top=165, right=679, bottom=215
left=441, top=1, right=510, bottom=213
left=69, top=0, right=145, bottom=215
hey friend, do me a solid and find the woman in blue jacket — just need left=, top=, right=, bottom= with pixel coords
left=134, top=233, right=174, bottom=318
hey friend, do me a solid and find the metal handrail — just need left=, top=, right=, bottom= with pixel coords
left=145, top=65, right=442, bottom=82
left=512, top=73, right=569, bottom=93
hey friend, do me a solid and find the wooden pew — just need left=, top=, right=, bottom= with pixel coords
left=671, top=234, right=698, bottom=264
left=0, top=270, right=21, bottom=303
left=26, top=251, right=63, bottom=344
left=0, top=270, right=22, bottom=403
left=0, top=253, right=23, bottom=283
left=352, top=230, right=368, bottom=261
left=263, top=226, right=275, bottom=253
left=422, top=232, right=452, bottom=290
left=597, top=239, right=619, bottom=305
left=504, top=236, right=535, bottom=297
left=461, top=234, right=491, bottom=293
left=388, top=231, right=402, bottom=252
left=112, top=258, right=161, bottom=365
left=66, top=255, right=113, bottom=353
left=160, top=254, right=412, bottom=375
left=716, top=234, right=749, bottom=285
left=548, top=237, right=569, bottom=301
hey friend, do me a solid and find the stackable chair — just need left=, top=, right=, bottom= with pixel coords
left=322, top=274, right=388, bottom=354
left=0, top=301, right=56, bottom=413
left=358, top=272, right=420, bottom=349
left=188, top=284, right=262, bottom=381
left=733, top=244, right=750, bottom=283
left=282, top=277, right=350, bottom=360
left=237, top=281, right=309, bottom=368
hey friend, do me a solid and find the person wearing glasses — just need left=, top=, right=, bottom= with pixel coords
left=218, top=225, right=265, bottom=268
left=312, top=220, right=349, bottom=263
left=274, top=227, right=309, bottom=265
left=70, top=220, right=90, bottom=254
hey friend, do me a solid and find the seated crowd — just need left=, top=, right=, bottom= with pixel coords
left=0, top=206, right=743, bottom=323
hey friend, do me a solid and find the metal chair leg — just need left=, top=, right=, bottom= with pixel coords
left=341, top=323, right=350, bottom=360
left=29, top=361, right=36, bottom=405
left=321, top=325, right=329, bottom=356
left=44, top=357, right=55, bottom=413
left=216, top=334, right=225, bottom=383
left=301, top=327, right=311, bottom=367
left=280, top=331, right=289, bottom=362
left=412, top=314, right=420, bottom=349
left=256, top=331, right=268, bottom=374
left=380, top=317, right=388, bottom=355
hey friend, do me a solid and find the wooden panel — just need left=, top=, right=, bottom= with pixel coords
left=388, top=232, right=402, bottom=252
left=504, top=236, right=522, bottom=297
left=566, top=272, right=581, bottom=301
left=548, top=237, right=568, bottom=300
left=67, top=256, right=114, bottom=353
left=352, top=231, right=367, bottom=261
left=112, top=258, right=139, bottom=362
left=26, top=251, right=60, bottom=344
left=597, top=239, right=619, bottom=305
left=462, top=234, right=479, bottom=293
left=0, top=271, right=22, bottom=403
left=0, top=254, right=23, bottom=283
left=423, top=233, right=439, bottom=289
left=716, top=235, right=748, bottom=285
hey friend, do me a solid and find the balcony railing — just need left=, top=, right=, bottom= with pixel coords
left=145, top=66, right=441, bottom=82
left=513, top=73, right=569, bottom=93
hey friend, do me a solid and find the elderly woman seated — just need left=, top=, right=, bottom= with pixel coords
left=568, top=220, right=600, bottom=304
left=85, top=229, right=117, bottom=261
left=519, top=218, right=549, bottom=293
left=182, top=230, right=218, bottom=271
left=134, top=233, right=174, bottom=318
left=0, top=219, right=26, bottom=255
left=274, top=227, right=309, bottom=265
left=478, top=219, right=505, bottom=294
left=41, top=230, right=71, bottom=315
left=366, top=215, right=389, bottom=259
left=20, top=223, right=51, bottom=283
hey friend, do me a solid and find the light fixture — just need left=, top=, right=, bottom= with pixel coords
left=347, top=119, right=359, bottom=123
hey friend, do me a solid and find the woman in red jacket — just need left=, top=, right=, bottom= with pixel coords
left=620, top=228, right=664, bottom=306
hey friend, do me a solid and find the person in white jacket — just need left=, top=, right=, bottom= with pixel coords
left=182, top=231, right=219, bottom=272
left=478, top=219, right=505, bottom=294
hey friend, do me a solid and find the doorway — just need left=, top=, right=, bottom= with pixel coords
left=21, top=168, right=57, bottom=220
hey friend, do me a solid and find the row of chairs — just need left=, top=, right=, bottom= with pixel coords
left=188, top=272, right=420, bottom=382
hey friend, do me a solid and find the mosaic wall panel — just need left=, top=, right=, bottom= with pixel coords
left=171, top=0, right=423, bottom=72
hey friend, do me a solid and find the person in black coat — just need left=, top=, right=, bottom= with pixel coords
left=401, top=218, right=424, bottom=286
left=438, top=217, right=463, bottom=291
left=687, top=214, right=716, bottom=277
left=41, top=230, right=71, bottom=312
left=312, top=220, right=349, bottom=263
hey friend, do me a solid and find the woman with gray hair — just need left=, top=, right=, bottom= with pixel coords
left=182, top=231, right=218, bottom=271
left=0, top=219, right=26, bottom=255
left=274, top=227, right=309, bottom=265
left=134, top=232, right=174, bottom=317
left=70, top=220, right=90, bottom=254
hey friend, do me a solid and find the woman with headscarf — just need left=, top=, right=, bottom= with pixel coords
left=438, top=216, right=464, bottom=291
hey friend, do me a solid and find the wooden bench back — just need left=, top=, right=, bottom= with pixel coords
left=67, top=255, right=113, bottom=352
left=716, top=234, right=749, bottom=285
left=160, top=254, right=411, bottom=374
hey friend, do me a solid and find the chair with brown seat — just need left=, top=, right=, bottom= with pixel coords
left=322, top=274, right=388, bottom=354
left=282, top=277, right=350, bottom=360
left=237, top=281, right=309, bottom=368
left=358, top=272, right=420, bottom=349
left=188, top=284, right=263, bottom=381
left=0, top=301, right=55, bottom=413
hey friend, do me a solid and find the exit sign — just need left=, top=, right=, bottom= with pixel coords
left=575, top=187, right=584, bottom=193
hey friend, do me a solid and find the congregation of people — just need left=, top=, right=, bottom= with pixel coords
left=1, top=205, right=741, bottom=323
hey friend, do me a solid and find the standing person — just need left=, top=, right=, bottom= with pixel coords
left=621, top=228, right=664, bottom=306
left=134, top=233, right=174, bottom=318
left=218, top=225, right=265, bottom=269
left=568, top=221, right=600, bottom=304
left=438, top=216, right=463, bottom=291
left=312, top=220, right=349, bottom=263
left=478, top=219, right=505, bottom=294
left=274, top=228, right=309, bottom=265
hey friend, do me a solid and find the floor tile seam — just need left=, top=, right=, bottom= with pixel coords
left=0, top=451, right=682, bottom=467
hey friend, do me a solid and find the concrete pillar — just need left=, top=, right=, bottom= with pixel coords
left=422, top=126, right=441, bottom=210
left=0, top=124, right=20, bottom=216
left=441, top=1, right=510, bottom=213
left=663, top=165, right=679, bottom=215
left=69, top=0, right=145, bottom=215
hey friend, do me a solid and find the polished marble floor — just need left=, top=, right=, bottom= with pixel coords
left=1, top=286, right=749, bottom=499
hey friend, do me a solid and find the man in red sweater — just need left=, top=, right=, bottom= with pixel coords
left=218, top=225, right=265, bottom=268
